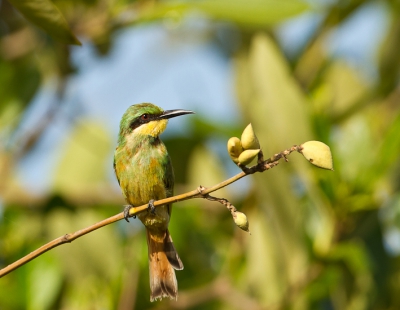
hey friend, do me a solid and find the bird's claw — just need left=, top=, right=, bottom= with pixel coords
left=148, top=199, right=156, bottom=215
left=123, top=205, right=136, bottom=222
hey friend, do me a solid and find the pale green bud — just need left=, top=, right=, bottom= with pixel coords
left=227, top=137, right=243, bottom=163
left=300, top=141, right=333, bottom=170
left=238, top=149, right=260, bottom=166
left=232, top=211, right=250, bottom=233
left=241, top=123, right=260, bottom=150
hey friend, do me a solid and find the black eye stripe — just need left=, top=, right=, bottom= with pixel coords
left=129, top=113, right=161, bottom=130
left=139, top=113, right=156, bottom=123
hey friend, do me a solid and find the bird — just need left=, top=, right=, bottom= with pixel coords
left=113, top=103, right=194, bottom=301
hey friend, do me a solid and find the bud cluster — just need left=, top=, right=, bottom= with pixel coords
left=227, top=124, right=261, bottom=166
left=224, top=125, right=333, bottom=235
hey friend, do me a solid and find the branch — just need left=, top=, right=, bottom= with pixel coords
left=0, top=145, right=302, bottom=278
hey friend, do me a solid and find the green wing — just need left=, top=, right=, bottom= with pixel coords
left=163, top=153, right=175, bottom=215
left=113, top=152, right=120, bottom=186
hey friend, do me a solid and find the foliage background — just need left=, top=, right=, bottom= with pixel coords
left=1, top=0, right=400, bottom=309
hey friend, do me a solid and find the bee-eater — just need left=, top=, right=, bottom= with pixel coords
left=114, top=103, right=194, bottom=301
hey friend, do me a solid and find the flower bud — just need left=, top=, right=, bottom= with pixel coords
left=227, top=137, right=243, bottom=163
left=232, top=211, right=250, bottom=233
left=241, top=123, right=260, bottom=150
left=238, top=149, right=260, bottom=166
left=300, top=141, right=333, bottom=170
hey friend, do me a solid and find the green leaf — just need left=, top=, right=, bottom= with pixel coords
left=187, top=144, right=229, bottom=197
left=237, top=33, right=313, bottom=152
left=27, top=254, right=63, bottom=310
left=53, top=120, right=112, bottom=195
left=374, top=111, right=400, bottom=179
left=195, top=0, right=310, bottom=26
left=328, top=242, right=370, bottom=275
left=138, top=0, right=309, bottom=27
left=46, top=210, right=122, bottom=280
left=8, top=0, right=81, bottom=45
left=243, top=209, right=284, bottom=303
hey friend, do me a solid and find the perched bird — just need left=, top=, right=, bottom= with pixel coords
left=114, top=103, right=194, bottom=301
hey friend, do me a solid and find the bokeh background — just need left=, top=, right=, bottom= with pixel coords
left=1, top=0, right=400, bottom=309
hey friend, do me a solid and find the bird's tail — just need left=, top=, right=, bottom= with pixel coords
left=146, top=228, right=184, bottom=302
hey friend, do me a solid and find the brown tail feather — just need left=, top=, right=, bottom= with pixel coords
left=164, top=230, right=184, bottom=270
left=146, top=228, right=184, bottom=302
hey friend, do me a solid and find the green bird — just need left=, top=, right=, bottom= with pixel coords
left=114, top=103, right=194, bottom=301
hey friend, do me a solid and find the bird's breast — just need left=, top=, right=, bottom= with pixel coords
left=121, top=147, right=168, bottom=204
left=115, top=138, right=171, bottom=229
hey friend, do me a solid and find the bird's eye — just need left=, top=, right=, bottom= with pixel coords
left=141, top=114, right=149, bottom=121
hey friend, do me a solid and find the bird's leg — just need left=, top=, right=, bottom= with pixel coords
left=123, top=205, right=136, bottom=222
left=148, top=199, right=156, bottom=215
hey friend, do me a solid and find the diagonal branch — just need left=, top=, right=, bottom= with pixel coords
left=0, top=145, right=302, bottom=278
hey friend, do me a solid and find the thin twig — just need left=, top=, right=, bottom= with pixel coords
left=198, top=188, right=237, bottom=213
left=0, top=145, right=302, bottom=278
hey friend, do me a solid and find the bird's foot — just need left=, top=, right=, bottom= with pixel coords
left=148, top=199, right=156, bottom=215
left=123, top=205, right=136, bottom=222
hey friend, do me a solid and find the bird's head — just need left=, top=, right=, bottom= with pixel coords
left=118, top=103, right=194, bottom=144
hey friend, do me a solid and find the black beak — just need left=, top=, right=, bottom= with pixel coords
left=159, top=109, right=195, bottom=120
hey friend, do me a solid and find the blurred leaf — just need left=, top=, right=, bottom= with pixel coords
left=169, top=205, right=228, bottom=288
left=191, top=116, right=242, bottom=140
left=8, top=0, right=81, bottom=45
left=53, top=120, right=112, bottom=196
left=3, top=213, right=43, bottom=255
left=45, top=209, right=123, bottom=309
left=327, top=241, right=373, bottom=310
left=323, top=62, right=368, bottom=117
left=242, top=208, right=284, bottom=305
left=306, top=266, right=341, bottom=303
left=295, top=35, right=327, bottom=90
left=187, top=144, right=229, bottom=197
left=329, top=241, right=370, bottom=275
left=373, top=110, right=400, bottom=181
left=164, top=136, right=198, bottom=184
left=0, top=100, right=21, bottom=134
left=0, top=58, right=41, bottom=113
left=334, top=116, right=374, bottom=187
left=378, top=17, right=400, bottom=96
left=195, top=0, right=309, bottom=27
left=236, top=33, right=312, bottom=152
left=27, top=254, right=63, bottom=310
left=137, top=0, right=309, bottom=27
